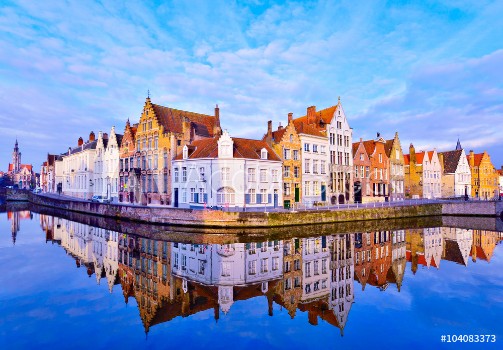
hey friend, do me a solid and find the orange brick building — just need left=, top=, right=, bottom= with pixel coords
left=467, top=150, right=499, bottom=199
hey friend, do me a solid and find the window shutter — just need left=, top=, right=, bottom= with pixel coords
left=194, top=193, right=199, bottom=203
left=204, top=194, right=208, bottom=203
left=257, top=194, right=262, bottom=204
left=245, top=194, right=250, bottom=204
left=268, top=194, right=272, bottom=203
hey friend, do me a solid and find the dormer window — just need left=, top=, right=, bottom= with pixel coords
left=261, top=148, right=268, bottom=160
left=183, top=145, right=188, bottom=159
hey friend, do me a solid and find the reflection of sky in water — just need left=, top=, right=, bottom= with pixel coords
left=0, top=212, right=502, bottom=349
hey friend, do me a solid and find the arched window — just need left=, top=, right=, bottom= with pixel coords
left=217, top=187, right=235, bottom=205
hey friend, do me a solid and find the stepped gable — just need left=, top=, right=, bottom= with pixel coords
left=271, top=127, right=287, bottom=143
left=467, top=153, right=484, bottom=166
left=174, top=136, right=281, bottom=161
left=151, top=103, right=216, bottom=137
left=439, top=150, right=462, bottom=173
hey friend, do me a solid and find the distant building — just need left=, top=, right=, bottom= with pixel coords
left=404, top=144, right=442, bottom=199
left=438, top=143, right=471, bottom=198
left=7, top=140, right=34, bottom=189
left=93, top=127, right=123, bottom=202
left=384, top=132, right=405, bottom=201
left=467, top=150, right=499, bottom=199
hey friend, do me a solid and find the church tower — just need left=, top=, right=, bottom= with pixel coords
left=12, top=139, right=21, bottom=172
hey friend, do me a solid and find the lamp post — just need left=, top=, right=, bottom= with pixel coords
left=89, top=179, right=94, bottom=200
left=106, top=176, right=110, bottom=201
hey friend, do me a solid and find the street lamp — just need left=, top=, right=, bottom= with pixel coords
left=106, top=176, right=110, bottom=201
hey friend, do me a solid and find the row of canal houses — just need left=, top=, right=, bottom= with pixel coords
left=39, top=96, right=501, bottom=207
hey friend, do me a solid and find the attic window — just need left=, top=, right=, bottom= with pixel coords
left=183, top=146, right=188, bottom=159
left=261, top=149, right=268, bottom=160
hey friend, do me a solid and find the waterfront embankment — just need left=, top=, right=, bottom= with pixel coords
left=5, top=189, right=502, bottom=228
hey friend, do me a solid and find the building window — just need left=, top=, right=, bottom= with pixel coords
left=221, top=167, right=230, bottom=181
left=284, top=149, right=290, bottom=160
left=248, top=189, right=256, bottom=203
left=260, top=258, right=268, bottom=273
left=304, top=143, right=310, bottom=152
left=379, top=154, right=383, bottom=163
left=261, top=149, right=267, bottom=159
left=190, top=188, right=196, bottom=203
left=260, top=189, right=267, bottom=203
left=174, top=168, right=179, bottom=182
left=313, top=160, right=318, bottom=174
left=248, top=168, right=256, bottom=182
left=284, top=166, right=290, bottom=178
left=199, top=188, right=205, bottom=203
left=248, top=260, right=257, bottom=275
left=217, top=187, right=235, bottom=204
left=182, top=167, right=187, bottom=182
left=199, top=167, right=205, bottom=181
left=313, top=144, right=318, bottom=153
left=260, top=169, right=267, bottom=182
left=293, top=150, right=299, bottom=160
left=272, top=169, right=279, bottom=182
left=304, top=159, right=310, bottom=173
left=294, top=166, right=299, bottom=178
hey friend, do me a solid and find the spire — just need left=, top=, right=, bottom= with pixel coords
left=455, top=138, right=462, bottom=151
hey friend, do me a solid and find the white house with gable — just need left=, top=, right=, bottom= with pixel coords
left=171, top=130, right=283, bottom=209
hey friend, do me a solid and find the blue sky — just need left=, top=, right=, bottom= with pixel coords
left=1, top=0, right=502, bottom=169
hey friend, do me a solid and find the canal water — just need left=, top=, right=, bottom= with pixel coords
left=0, top=204, right=502, bottom=349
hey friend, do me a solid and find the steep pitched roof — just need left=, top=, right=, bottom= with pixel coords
left=403, top=152, right=425, bottom=166
left=175, top=136, right=281, bottom=161
left=352, top=142, right=361, bottom=157
left=292, top=120, right=326, bottom=137
left=467, top=153, right=484, bottom=167
left=439, top=150, right=463, bottom=174
left=151, top=103, right=216, bottom=137
left=362, top=140, right=376, bottom=157
left=384, top=139, right=394, bottom=158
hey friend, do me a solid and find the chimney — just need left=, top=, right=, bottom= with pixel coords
left=277, top=122, right=283, bottom=130
left=360, top=137, right=363, bottom=142
left=78, top=137, right=84, bottom=147
left=409, top=143, right=416, bottom=164
left=438, top=153, right=444, bottom=172
left=89, top=131, right=95, bottom=141
left=468, top=150, right=475, bottom=167
left=182, top=116, right=191, bottom=143
left=307, top=106, right=316, bottom=124
left=288, top=112, right=293, bottom=123
left=214, top=104, right=221, bottom=136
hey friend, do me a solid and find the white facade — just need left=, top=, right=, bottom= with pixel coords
left=423, top=150, right=442, bottom=199
left=94, top=128, right=121, bottom=202
left=326, top=102, right=353, bottom=204
left=453, top=150, right=472, bottom=197
left=442, top=227, right=473, bottom=266
left=171, top=131, right=283, bottom=209
left=423, top=227, right=443, bottom=269
left=60, top=136, right=97, bottom=199
left=300, top=134, right=329, bottom=206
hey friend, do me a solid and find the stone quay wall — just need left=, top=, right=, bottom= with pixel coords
left=7, top=189, right=501, bottom=228
left=27, top=192, right=442, bottom=227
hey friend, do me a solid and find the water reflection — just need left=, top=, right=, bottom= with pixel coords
left=9, top=210, right=496, bottom=337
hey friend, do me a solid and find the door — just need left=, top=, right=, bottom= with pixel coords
left=295, top=187, right=300, bottom=202
left=354, top=182, right=362, bottom=203
left=321, top=184, right=326, bottom=201
left=274, top=193, right=278, bottom=208
left=174, top=188, right=179, bottom=208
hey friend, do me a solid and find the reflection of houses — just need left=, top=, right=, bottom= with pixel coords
left=384, top=132, right=405, bottom=201
left=7, top=211, right=31, bottom=245
left=280, top=238, right=303, bottom=318
left=354, top=232, right=371, bottom=290
left=354, top=231, right=392, bottom=289
left=329, top=234, right=354, bottom=334
left=367, top=231, right=392, bottom=289
left=471, top=230, right=499, bottom=263
left=301, top=237, right=330, bottom=302
left=406, top=228, right=442, bottom=273
left=91, top=227, right=120, bottom=292
left=388, top=230, right=406, bottom=291
left=441, top=228, right=473, bottom=266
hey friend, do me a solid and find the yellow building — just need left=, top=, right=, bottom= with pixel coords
left=133, top=97, right=220, bottom=205
left=467, top=150, right=499, bottom=199
left=264, top=113, right=302, bottom=208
